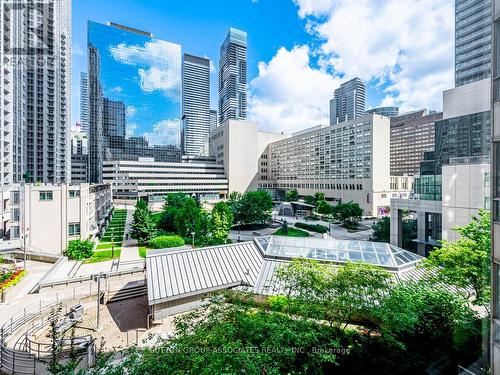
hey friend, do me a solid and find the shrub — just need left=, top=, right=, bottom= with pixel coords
left=294, top=222, right=329, bottom=234
left=149, top=235, right=185, bottom=249
left=66, top=239, right=94, bottom=260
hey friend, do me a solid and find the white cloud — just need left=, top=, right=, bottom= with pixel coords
left=249, top=45, right=340, bottom=133
left=294, top=0, right=454, bottom=111
left=142, top=119, right=181, bottom=146
left=126, top=106, right=137, bottom=117
left=109, top=40, right=181, bottom=96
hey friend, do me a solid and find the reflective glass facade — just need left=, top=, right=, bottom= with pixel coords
left=87, top=21, right=182, bottom=182
left=434, top=111, right=491, bottom=174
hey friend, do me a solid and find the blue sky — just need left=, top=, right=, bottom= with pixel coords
left=72, top=0, right=455, bottom=133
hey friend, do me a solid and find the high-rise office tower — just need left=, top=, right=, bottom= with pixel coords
left=80, top=72, right=90, bottom=134
left=329, top=78, right=366, bottom=125
left=218, top=28, right=247, bottom=124
left=87, top=21, right=182, bottom=183
left=182, top=54, right=210, bottom=156
left=103, top=98, right=126, bottom=138
left=455, top=0, right=491, bottom=87
left=0, top=0, right=72, bottom=184
left=210, top=110, right=218, bottom=132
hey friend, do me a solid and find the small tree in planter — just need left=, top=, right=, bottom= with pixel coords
left=282, top=220, right=289, bottom=235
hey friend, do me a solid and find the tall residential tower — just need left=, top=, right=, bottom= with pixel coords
left=455, top=0, right=491, bottom=86
left=329, top=78, right=366, bottom=125
left=218, top=28, right=247, bottom=124
left=182, top=54, right=210, bottom=156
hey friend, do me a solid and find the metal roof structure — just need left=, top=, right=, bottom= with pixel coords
left=146, top=242, right=264, bottom=305
left=146, top=236, right=427, bottom=307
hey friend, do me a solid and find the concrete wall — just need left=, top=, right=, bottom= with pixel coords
left=441, top=163, right=489, bottom=241
left=209, top=120, right=287, bottom=194
left=443, top=78, right=491, bottom=119
left=16, top=184, right=112, bottom=255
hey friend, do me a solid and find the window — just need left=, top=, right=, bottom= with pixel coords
left=39, top=191, right=53, bottom=201
left=69, top=190, right=80, bottom=198
left=68, top=223, right=80, bottom=236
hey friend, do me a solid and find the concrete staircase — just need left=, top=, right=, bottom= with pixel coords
left=106, top=280, right=146, bottom=303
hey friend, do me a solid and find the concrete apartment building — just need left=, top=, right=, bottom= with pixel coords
left=0, top=0, right=72, bottom=184
left=103, top=157, right=229, bottom=204
left=209, top=120, right=288, bottom=194
left=390, top=109, right=443, bottom=176
left=210, top=116, right=411, bottom=217
left=1, top=184, right=112, bottom=255
left=329, top=78, right=366, bottom=125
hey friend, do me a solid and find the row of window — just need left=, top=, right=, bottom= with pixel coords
left=39, top=190, right=80, bottom=200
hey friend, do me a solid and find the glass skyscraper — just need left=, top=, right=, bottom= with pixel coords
left=455, top=0, right=491, bottom=86
left=218, top=28, right=247, bottom=124
left=87, top=21, right=182, bottom=182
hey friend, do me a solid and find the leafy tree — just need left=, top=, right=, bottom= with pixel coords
left=316, top=200, right=332, bottom=215
left=304, top=195, right=316, bottom=206
left=209, top=201, right=233, bottom=243
left=66, top=239, right=94, bottom=260
left=281, top=220, right=289, bottom=235
left=163, top=192, right=190, bottom=210
left=331, top=201, right=363, bottom=225
left=174, top=197, right=202, bottom=237
left=233, top=190, right=273, bottom=225
left=314, top=191, right=326, bottom=204
left=159, top=193, right=190, bottom=232
left=130, top=200, right=157, bottom=243
left=285, top=189, right=299, bottom=202
left=372, top=217, right=390, bottom=242
left=421, top=209, right=490, bottom=306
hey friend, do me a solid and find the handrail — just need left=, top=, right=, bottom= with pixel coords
left=38, top=265, right=145, bottom=289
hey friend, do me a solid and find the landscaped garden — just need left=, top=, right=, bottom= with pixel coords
left=87, top=208, right=127, bottom=262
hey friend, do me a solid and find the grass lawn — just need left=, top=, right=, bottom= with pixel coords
left=83, top=249, right=121, bottom=264
left=274, top=227, right=310, bottom=237
left=96, top=242, right=122, bottom=250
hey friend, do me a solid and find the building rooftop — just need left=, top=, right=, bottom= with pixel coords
left=146, top=236, right=425, bottom=306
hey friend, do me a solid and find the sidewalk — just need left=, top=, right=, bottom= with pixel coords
left=118, top=208, right=143, bottom=265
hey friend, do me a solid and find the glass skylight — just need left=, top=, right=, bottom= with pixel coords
left=255, top=236, right=422, bottom=270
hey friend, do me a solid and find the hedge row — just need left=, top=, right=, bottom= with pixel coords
left=149, top=235, right=185, bottom=249
left=294, top=222, right=329, bottom=234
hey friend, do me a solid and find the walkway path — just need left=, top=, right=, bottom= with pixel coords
left=118, top=209, right=143, bottom=265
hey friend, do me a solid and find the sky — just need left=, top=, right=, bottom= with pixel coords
left=72, top=0, right=455, bottom=134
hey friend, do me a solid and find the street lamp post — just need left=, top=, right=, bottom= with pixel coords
left=23, top=227, right=29, bottom=270
left=191, top=231, right=195, bottom=248
left=111, top=229, right=115, bottom=258
left=237, top=221, right=241, bottom=242
left=93, top=272, right=107, bottom=331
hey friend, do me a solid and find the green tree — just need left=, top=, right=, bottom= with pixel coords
left=304, top=195, right=316, bottom=206
left=281, top=220, right=289, bottom=235
left=66, top=239, right=94, bottom=260
left=421, top=209, right=490, bottom=306
left=316, top=200, right=332, bottom=215
left=174, top=197, right=202, bottom=237
left=285, top=189, right=299, bottom=202
left=331, top=201, right=363, bottom=225
left=372, top=217, right=390, bottom=242
left=130, top=199, right=157, bottom=243
left=233, top=190, right=273, bottom=225
left=314, top=191, right=326, bottom=205
left=159, top=193, right=190, bottom=232
left=209, top=201, right=233, bottom=243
